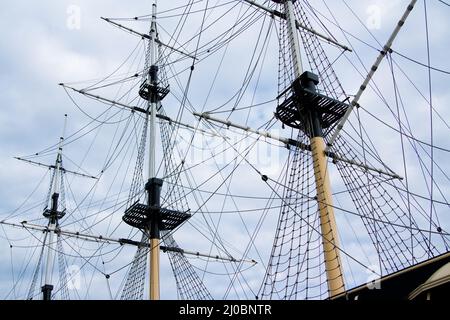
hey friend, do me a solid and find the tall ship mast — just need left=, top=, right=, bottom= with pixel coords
left=1, top=0, right=449, bottom=300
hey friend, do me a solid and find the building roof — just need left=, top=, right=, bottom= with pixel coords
left=332, top=252, right=450, bottom=300
left=408, top=262, right=450, bottom=300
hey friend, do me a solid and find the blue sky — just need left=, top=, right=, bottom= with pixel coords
left=0, top=0, right=449, bottom=300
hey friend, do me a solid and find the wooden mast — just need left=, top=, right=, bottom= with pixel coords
left=148, top=2, right=160, bottom=301
left=121, top=1, right=189, bottom=300
left=311, top=135, right=345, bottom=296
left=280, top=0, right=345, bottom=297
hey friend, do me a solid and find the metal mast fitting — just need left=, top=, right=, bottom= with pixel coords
left=273, top=0, right=346, bottom=297
left=122, top=2, right=190, bottom=301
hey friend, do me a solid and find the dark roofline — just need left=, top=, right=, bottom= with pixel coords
left=332, top=251, right=450, bottom=300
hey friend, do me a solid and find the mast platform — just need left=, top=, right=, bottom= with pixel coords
left=138, top=65, right=170, bottom=102
left=275, top=72, right=350, bottom=135
left=138, top=81, right=170, bottom=102
left=122, top=178, right=191, bottom=232
left=123, top=203, right=191, bottom=231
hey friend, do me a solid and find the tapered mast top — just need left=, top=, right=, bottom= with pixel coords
left=53, top=114, right=67, bottom=196
left=148, top=2, right=158, bottom=180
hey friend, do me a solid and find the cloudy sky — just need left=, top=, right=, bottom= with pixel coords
left=0, top=0, right=449, bottom=300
